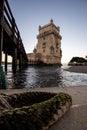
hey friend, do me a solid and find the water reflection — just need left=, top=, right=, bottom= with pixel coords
left=6, top=65, right=63, bottom=89
left=5, top=65, right=87, bottom=89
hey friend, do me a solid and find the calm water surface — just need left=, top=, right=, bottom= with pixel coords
left=4, top=65, right=87, bottom=89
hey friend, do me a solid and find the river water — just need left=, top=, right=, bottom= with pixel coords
left=4, top=65, right=87, bottom=89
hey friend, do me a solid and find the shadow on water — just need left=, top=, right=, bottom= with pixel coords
left=6, top=65, right=63, bottom=89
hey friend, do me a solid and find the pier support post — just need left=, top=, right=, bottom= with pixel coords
left=19, top=53, right=22, bottom=69
left=0, top=27, right=3, bottom=66
left=12, top=47, right=17, bottom=73
left=0, top=0, right=4, bottom=66
left=5, top=53, right=7, bottom=72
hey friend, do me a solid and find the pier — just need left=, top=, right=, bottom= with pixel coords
left=0, top=0, right=28, bottom=73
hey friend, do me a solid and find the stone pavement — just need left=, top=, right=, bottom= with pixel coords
left=48, top=86, right=87, bottom=130
left=0, top=86, right=87, bottom=130
left=49, top=105, right=87, bottom=130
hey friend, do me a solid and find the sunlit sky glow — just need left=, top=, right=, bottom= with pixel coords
left=8, top=0, right=87, bottom=64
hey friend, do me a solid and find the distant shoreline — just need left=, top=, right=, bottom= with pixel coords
left=65, top=65, right=87, bottom=74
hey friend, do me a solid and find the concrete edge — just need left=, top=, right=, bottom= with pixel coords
left=42, top=102, right=71, bottom=130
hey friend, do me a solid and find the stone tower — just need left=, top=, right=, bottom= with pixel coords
left=27, top=19, right=62, bottom=65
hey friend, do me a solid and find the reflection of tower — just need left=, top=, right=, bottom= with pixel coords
left=35, top=19, right=62, bottom=65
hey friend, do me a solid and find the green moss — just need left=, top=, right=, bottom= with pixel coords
left=6, top=92, right=55, bottom=108
left=0, top=92, right=72, bottom=130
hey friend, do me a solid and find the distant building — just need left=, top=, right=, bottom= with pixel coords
left=27, top=19, right=62, bottom=65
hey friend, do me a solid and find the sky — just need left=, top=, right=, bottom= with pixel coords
left=8, top=0, right=87, bottom=64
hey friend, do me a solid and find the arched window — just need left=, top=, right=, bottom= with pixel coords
left=42, top=42, right=46, bottom=48
left=56, top=43, right=59, bottom=48
left=50, top=46, right=54, bottom=54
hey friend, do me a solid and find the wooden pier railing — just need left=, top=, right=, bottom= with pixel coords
left=0, top=0, right=28, bottom=73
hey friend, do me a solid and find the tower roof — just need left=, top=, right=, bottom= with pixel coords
left=39, top=19, right=59, bottom=32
